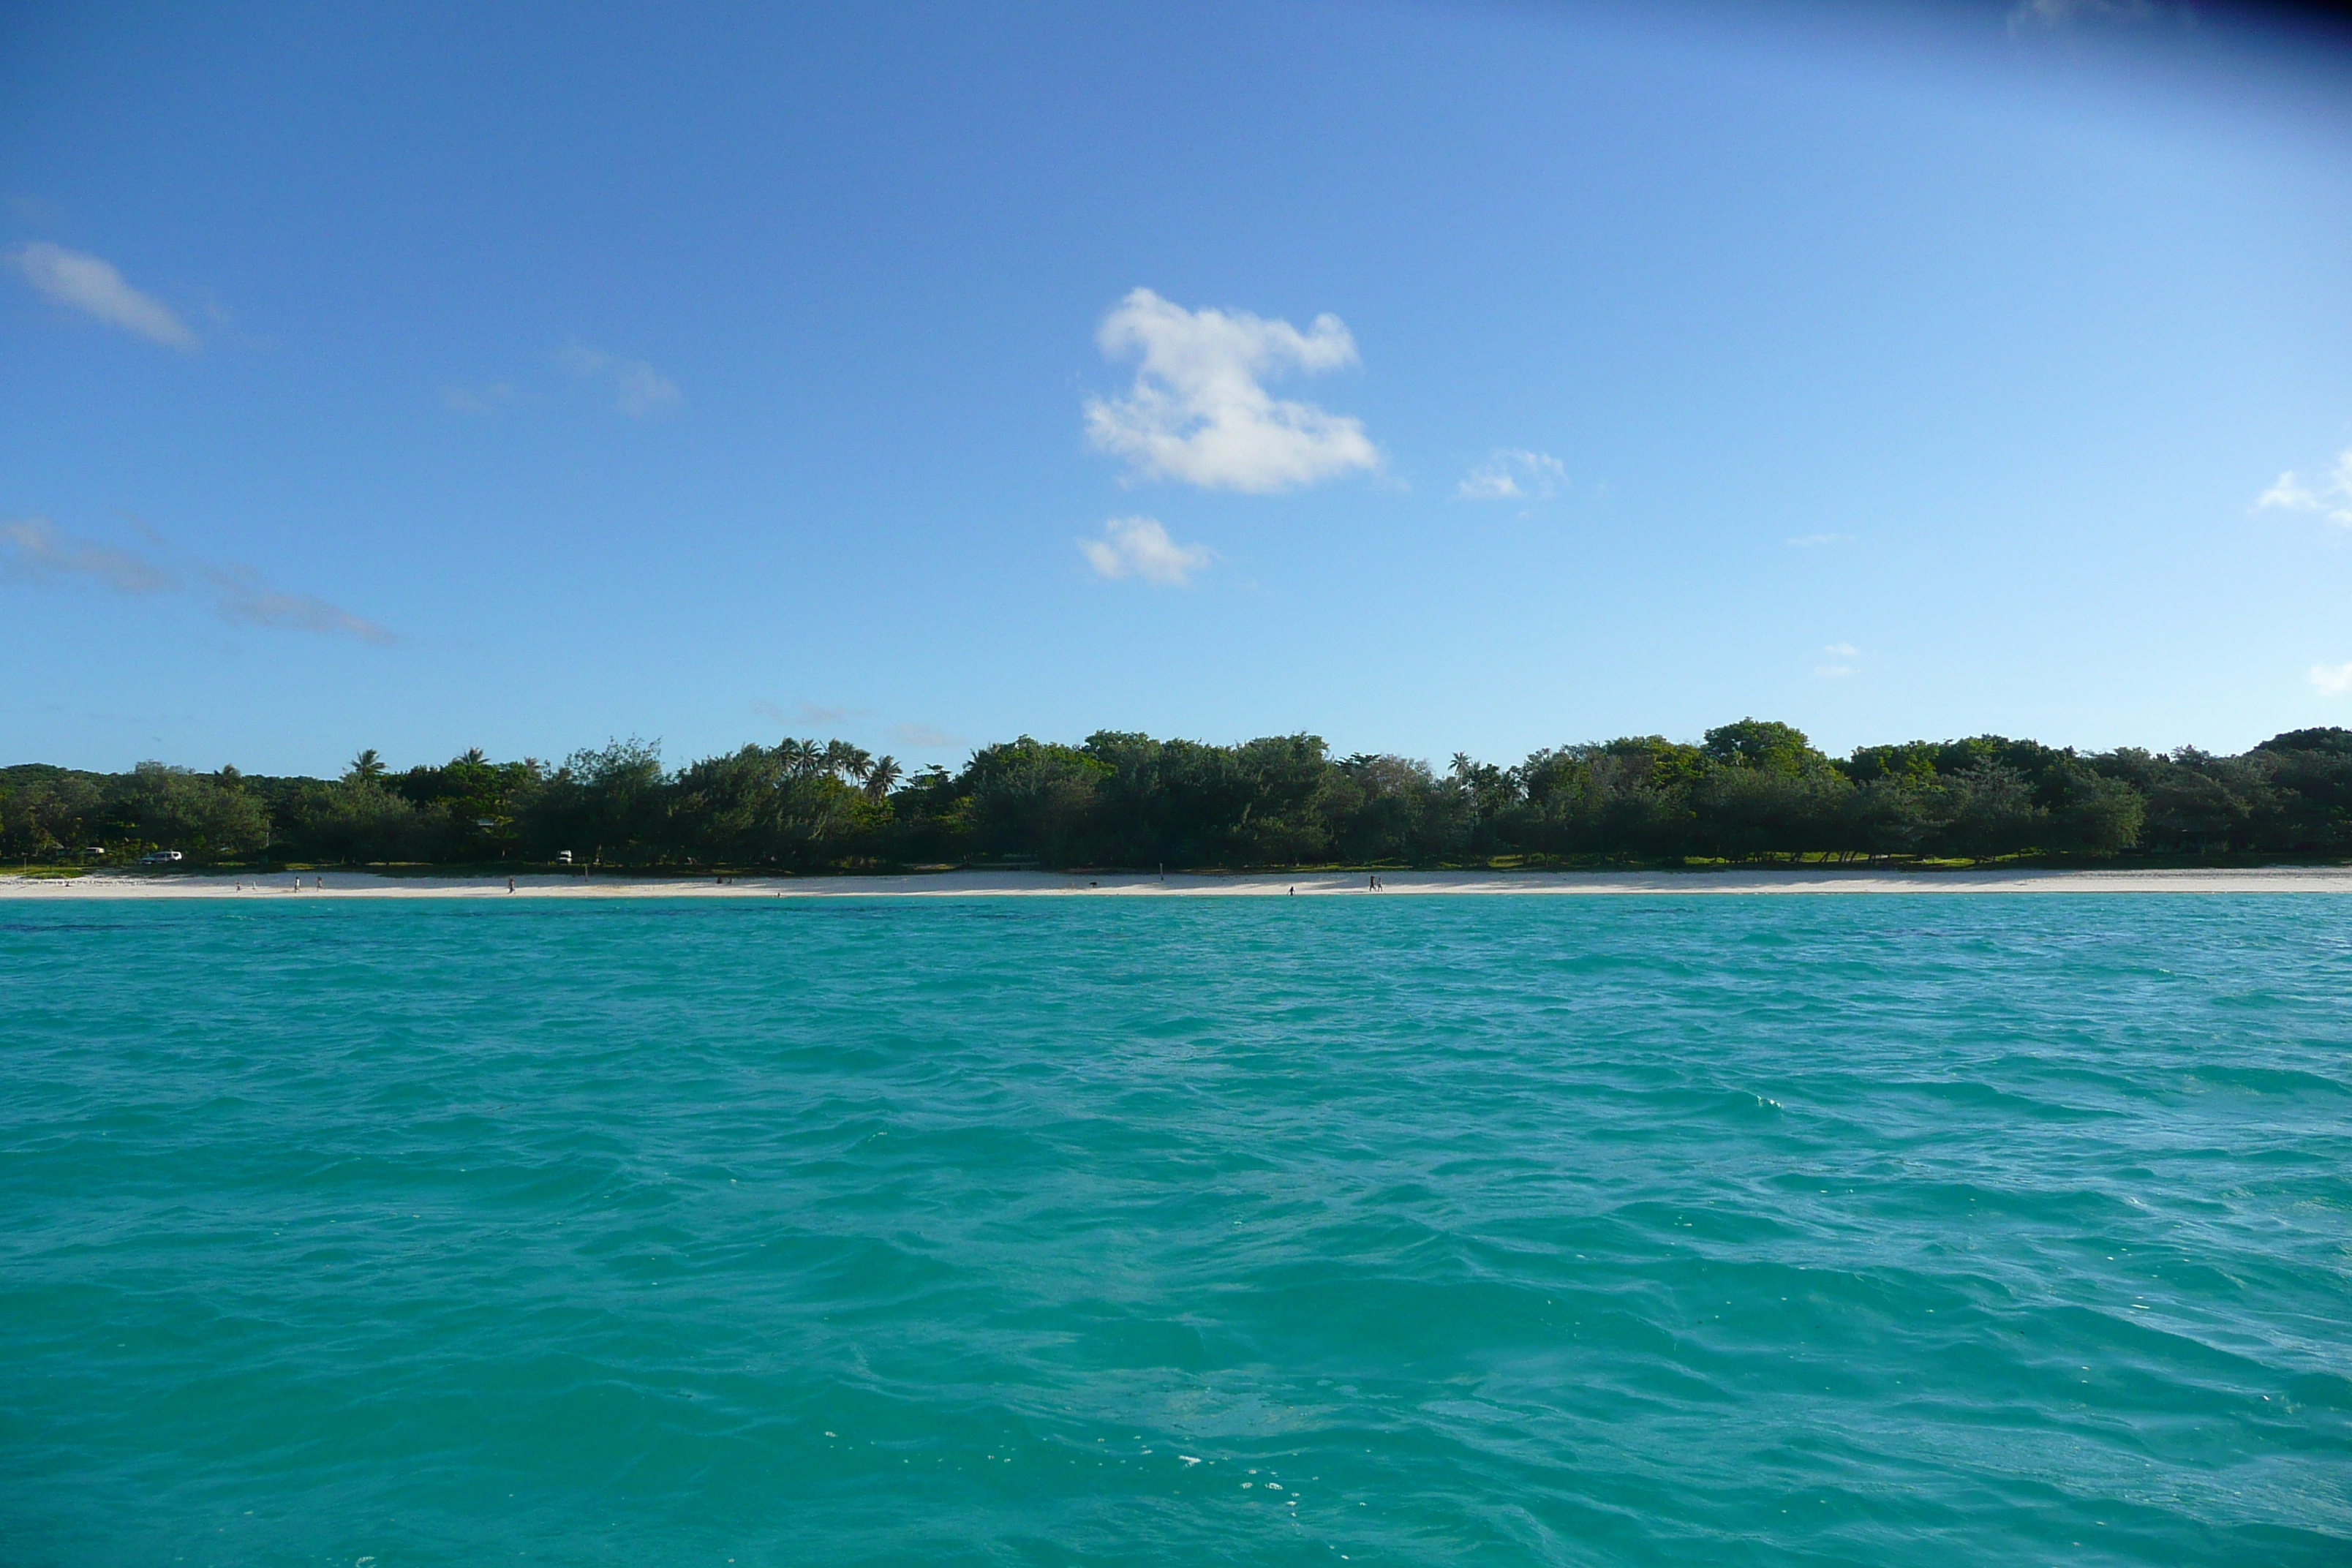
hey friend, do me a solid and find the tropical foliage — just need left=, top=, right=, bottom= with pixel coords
left=8, top=722, right=2352, bottom=871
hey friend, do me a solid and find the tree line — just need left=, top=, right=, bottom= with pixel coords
left=7, top=720, right=2352, bottom=872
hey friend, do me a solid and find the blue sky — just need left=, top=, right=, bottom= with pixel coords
left=6, top=0, right=2352, bottom=776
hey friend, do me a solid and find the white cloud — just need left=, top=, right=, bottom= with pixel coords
left=558, top=342, right=681, bottom=416
left=7, top=241, right=198, bottom=350
left=1814, top=641, right=1859, bottom=678
left=2258, top=449, right=2352, bottom=526
left=1, top=516, right=393, bottom=644
left=2259, top=473, right=2318, bottom=510
left=1787, top=532, right=1856, bottom=548
left=1084, top=288, right=1377, bottom=492
left=1457, top=450, right=1566, bottom=501
left=1823, top=642, right=1860, bottom=657
left=2310, top=662, right=2352, bottom=697
left=1079, top=516, right=1213, bottom=587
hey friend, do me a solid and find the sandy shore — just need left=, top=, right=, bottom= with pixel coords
left=6, top=866, right=2352, bottom=898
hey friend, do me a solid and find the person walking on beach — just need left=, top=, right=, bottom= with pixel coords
left=508, top=877, right=515, bottom=893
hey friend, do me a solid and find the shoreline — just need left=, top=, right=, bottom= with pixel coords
left=7, top=866, right=2352, bottom=898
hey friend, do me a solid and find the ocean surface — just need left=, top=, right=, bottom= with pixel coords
left=3, top=895, right=2347, bottom=1567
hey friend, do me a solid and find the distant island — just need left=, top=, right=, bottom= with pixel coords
left=4, top=720, right=2348, bottom=875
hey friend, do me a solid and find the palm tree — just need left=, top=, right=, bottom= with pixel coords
left=823, top=741, right=875, bottom=783
left=346, top=748, right=386, bottom=783
left=863, top=755, right=902, bottom=801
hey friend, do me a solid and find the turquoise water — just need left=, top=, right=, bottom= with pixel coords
left=3, top=897, right=2347, bottom=1567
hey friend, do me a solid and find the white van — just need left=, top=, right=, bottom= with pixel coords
left=139, top=849, right=184, bottom=865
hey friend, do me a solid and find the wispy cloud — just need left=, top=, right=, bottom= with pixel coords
left=798, top=702, right=864, bottom=725
left=1085, top=288, right=1376, bottom=493
left=2257, top=448, right=2352, bottom=527
left=203, top=565, right=396, bottom=644
left=2310, top=662, right=2352, bottom=697
left=1079, top=516, right=1213, bottom=587
left=1787, top=532, right=1856, bottom=549
left=1814, top=641, right=1859, bottom=678
left=748, top=701, right=962, bottom=754
left=443, top=381, right=520, bottom=415
left=1457, top=450, right=1565, bottom=502
left=7, top=241, right=198, bottom=350
left=2008, top=0, right=2155, bottom=32
left=558, top=342, right=681, bottom=417
left=889, top=722, right=962, bottom=751
left=1, top=516, right=395, bottom=644
left=1, top=516, right=178, bottom=592
left=753, top=699, right=870, bottom=728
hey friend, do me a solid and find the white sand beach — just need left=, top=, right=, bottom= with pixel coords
left=6, top=866, right=2352, bottom=899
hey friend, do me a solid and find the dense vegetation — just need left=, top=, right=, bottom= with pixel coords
left=7, top=720, right=2352, bottom=872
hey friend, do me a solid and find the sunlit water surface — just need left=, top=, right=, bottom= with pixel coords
left=3, top=895, right=2347, bottom=1566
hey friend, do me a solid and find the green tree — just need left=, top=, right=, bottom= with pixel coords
left=2247, top=742, right=2352, bottom=852
left=668, top=739, right=876, bottom=867
left=1689, top=766, right=1847, bottom=862
left=2046, top=763, right=2144, bottom=855
left=288, top=780, right=431, bottom=864
left=1841, top=742, right=1940, bottom=786
left=961, top=737, right=1108, bottom=864
left=522, top=739, right=668, bottom=864
left=1703, top=719, right=1824, bottom=774
left=0, top=769, right=104, bottom=861
left=2133, top=750, right=2270, bottom=853
left=108, top=762, right=271, bottom=860
left=1326, top=754, right=1469, bottom=865
left=1837, top=776, right=1937, bottom=862
left=392, top=750, right=547, bottom=858
left=1935, top=763, right=2046, bottom=861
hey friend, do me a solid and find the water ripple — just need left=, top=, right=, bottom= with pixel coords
left=1, top=895, right=2348, bottom=1565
